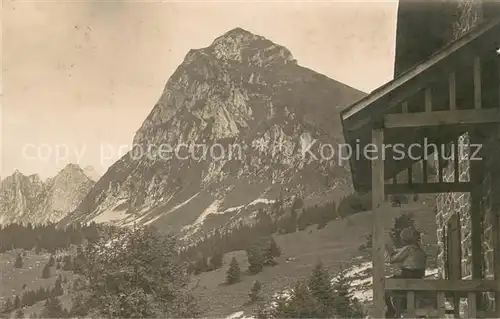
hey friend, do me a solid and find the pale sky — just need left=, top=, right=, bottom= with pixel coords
left=1, top=0, right=398, bottom=180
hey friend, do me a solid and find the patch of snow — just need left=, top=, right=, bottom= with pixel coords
left=247, top=198, right=275, bottom=206
left=344, top=261, right=372, bottom=278
left=144, top=192, right=200, bottom=225
left=225, top=311, right=254, bottom=319
left=92, top=209, right=128, bottom=224
left=221, top=205, right=245, bottom=214
left=425, top=268, right=439, bottom=276
left=193, top=199, right=223, bottom=226
left=353, top=289, right=373, bottom=302
left=351, top=277, right=372, bottom=287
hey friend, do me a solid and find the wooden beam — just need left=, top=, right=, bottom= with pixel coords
left=474, top=56, right=482, bottom=109
left=384, top=109, right=500, bottom=128
left=341, top=17, right=500, bottom=121
left=385, top=182, right=472, bottom=194
left=371, top=128, right=385, bottom=318
left=385, top=279, right=499, bottom=292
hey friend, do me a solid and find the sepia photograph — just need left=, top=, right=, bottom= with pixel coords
left=2, top=0, right=500, bottom=318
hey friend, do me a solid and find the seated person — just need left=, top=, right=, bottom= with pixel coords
left=384, top=227, right=427, bottom=318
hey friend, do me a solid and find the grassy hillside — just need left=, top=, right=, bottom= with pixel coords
left=193, top=198, right=438, bottom=317
left=0, top=197, right=438, bottom=318
left=0, top=251, right=74, bottom=317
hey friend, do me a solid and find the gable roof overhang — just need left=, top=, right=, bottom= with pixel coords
left=340, top=17, right=500, bottom=193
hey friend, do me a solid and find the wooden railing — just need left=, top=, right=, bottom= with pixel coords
left=385, top=279, right=499, bottom=318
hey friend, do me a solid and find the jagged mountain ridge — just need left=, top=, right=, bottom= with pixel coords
left=61, top=28, right=366, bottom=236
left=0, top=164, right=95, bottom=225
left=83, top=165, right=100, bottom=182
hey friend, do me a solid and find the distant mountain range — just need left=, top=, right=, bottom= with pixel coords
left=58, top=27, right=366, bottom=239
left=0, top=164, right=99, bottom=225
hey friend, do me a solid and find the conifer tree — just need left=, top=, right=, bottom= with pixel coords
left=263, top=237, right=281, bottom=266
left=278, top=281, right=320, bottom=318
left=69, top=294, right=88, bottom=318
left=331, top=267, right=365, bottom=318
left=246, top=245, right=264, bottom=274
left=210, top=251, right=223, bottom=270
left=73, top=245, right=86, bottom=274
left=13, top=296, right=20, bottom=309
left=3, top=298, right=12, bottom=313
left=226, top=257, right=241, bottom=285
left=40, top=296, right=65, bottom=318
left=248, top=280, right=262, bottom=303
left=62, top=255, right=73, bottom=271
left=307, top=261, right=334, bottom=316
left=41, top=263, right=51, bottom=279
left=52, top=275, right=63, bottom=296
left=297, top=208, right=309, bottom=231
left=47, top=254, right=55, bottom=267
left=286, top=209, right=298, bottom=233
left=15, top=253, right=23, bottom=268
left=14, top=308, right=24, bottom=318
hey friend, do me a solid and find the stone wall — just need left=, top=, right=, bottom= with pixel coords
left=434, top=0, right=483, bottom=281
left=436, top=134, right=471, bottom=279
left=432, top=1, right=500, bottom=312
left=435, top=130, right=500, bottom=311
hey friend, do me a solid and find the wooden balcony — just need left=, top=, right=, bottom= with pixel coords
left=386, top=279, right=499, bottom=318
left=340, top=17, right=500, bottom=318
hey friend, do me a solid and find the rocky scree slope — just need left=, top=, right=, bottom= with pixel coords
left=61, top=28, right=366, bottom=238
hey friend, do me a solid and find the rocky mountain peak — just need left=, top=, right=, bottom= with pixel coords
left=83, top=165, right=100, bottom=182
left=209, top=27, right=296, bottom=66
left=61, top=163, right=83, bottom=172
left=0, top=164, right=95, bottom=225
left=65, top=28, right=366, bottom=236
left=50, top=163, right=91, bottom=188
left=11, top=169, right=24, bottom=180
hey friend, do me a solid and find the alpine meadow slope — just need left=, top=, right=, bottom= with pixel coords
left=60, top=28, right=366, bottom=237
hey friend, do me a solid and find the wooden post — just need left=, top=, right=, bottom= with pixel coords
left=425, top=87, right=432, bottom=112
left=372, top=128, right=386, bottom=318
left=470, top=131, right=484, bottom=311
left=449, top=71, right=456, bottom=111
left=406, top=291, right=415, bottom=318
left=422, top=158, right=428, bottom=184
left=437, top=292, right=446, bottom=318
left=437, top=143, right=444, bottom=183
left=493, top=188, right=500, bottom=318
left=454, top=136, right=460, bottom=183
left=468, top=292, right=477, bottom=318
left=498, top=55, right=500, bottom=109
left=474, top=56, right=482, bottom=109
left=407, top=166, right=413, bottom=185
left=494, top=64, right=500, bottom=318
